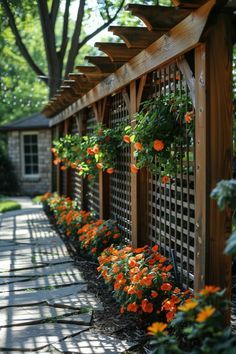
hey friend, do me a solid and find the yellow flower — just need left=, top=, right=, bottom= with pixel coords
left=147, top=322, right=167, bottom=335
left=196, top=306, right=216, bottom=323
left=178, top=300, right=199, bottom=312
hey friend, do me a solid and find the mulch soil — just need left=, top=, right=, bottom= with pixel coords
left=45, top=209, right=150, bottom=353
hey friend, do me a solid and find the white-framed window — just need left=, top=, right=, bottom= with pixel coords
left=21, top=132, right=39, bottom=177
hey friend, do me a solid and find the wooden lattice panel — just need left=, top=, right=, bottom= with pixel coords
left=86, top=108, right=100, bottom=216
left=51, top=127, right=57, bottom=192
left=147, top=64, right=195, bottom=289
left=70, top=117, right=83, bottom=208
left=109, top=92, right=132, bottom=241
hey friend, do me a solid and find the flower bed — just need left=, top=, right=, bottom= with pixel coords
left=40, top=192, right=234, bottom=353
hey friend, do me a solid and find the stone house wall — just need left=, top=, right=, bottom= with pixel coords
left=8, top=129, right=52, bottom=195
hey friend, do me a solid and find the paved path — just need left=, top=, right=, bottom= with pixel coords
left=0, top=197, right=134, bottom=353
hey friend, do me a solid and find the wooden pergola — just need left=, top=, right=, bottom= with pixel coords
left=43, top=0, right=235, bottom=294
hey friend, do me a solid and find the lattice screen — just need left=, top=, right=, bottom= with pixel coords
left=85, top=108, right=100, bottom=216
left=147, top=64, right=195, bottom=289
left=51, top=127, right=57, bottom=192
left=70, top=116, right=83, bottom=208
left=109, top=92, right=132, bottom=242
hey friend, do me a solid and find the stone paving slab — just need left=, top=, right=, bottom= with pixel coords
left=48, top=293, right=104, bottom=311
left=0, top=198, right=135, bottom=353
left=0, top=323, right=89, bottom=352
left=0, top=257, right=73, bottom=272
left=0, top=262, right=80, bottom=278
left=52, top=332, right=135, bottom=353
left=0, top=304, right=92, bottom=327
left=0, top=284, right=88, bottom=308
left=0, top=273, right=86, bottom=293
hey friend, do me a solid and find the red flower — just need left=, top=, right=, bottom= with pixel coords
left=141, top=299, right=153, bottom=313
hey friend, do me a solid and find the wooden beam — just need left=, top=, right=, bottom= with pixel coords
left=48, top=0, right=216, bottom=126
left=85, top=56, right=124, bottom=73
left=108, top=26, right=166, bottom=49
left=76, top=65, right=109, bottom=79
left=125, top=4, right=191, bottom=31
left=95, top=42, right=141, bottom=62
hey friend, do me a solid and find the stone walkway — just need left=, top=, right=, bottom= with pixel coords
left=0, top=198, right=134, bottom=353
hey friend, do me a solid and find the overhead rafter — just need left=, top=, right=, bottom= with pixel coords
left=171, top=0, right=207, bottom=8
left=85, top=56, right=124, bottom=73
left=108, top=26, right=166, bottom=48
left=46, top=0, right=215, bottom=123
left=94, top=42, right=141, bottom=62
left=125, top=4, right=191, bottom=31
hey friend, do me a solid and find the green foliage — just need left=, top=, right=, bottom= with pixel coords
left=52, top=124, right=124, bottom=178
left=211, top=180, right=236, bottom=210
left=211, top=180, right=236, bottom=257
left=0, top=200, right=21, bottom=213
left=0, top=13, right=48, bottom=125
left=122, top=93, right=194, bottom=179
left=0, top=145, right=19, bottom=195
left=149, top=288, right=236, bottom=354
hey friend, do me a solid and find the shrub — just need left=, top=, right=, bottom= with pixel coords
left=148, top=287, right=236, bottom=354
left=0, top=200, right=21, bottom=213
left=0, top=145, right=19, bottom=195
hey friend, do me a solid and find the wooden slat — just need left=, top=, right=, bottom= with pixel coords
left=109, top=26, right=166, bottom=49
left=125, top=4, right=191, bottom=31
left=48, top=0, right=215, bottom=126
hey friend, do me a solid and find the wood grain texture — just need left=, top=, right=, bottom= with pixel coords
left=48, top=0, right=215, bottom=127
left=204, top=14, right=233, bottom=295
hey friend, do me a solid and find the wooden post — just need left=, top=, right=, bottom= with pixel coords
left=130, top=81, right=138, bottom=247
left=63, top=119, right=70, bottom=196
left=92, top=98, right=111, bottom=220
left=194, top=14, right=233, bottom=294
left=55, top=124, right=61, bottom=194
left=130, top=77, right=149, bottom=247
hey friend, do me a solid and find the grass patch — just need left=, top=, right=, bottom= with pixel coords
left=0, top=200, right=21, bottom=213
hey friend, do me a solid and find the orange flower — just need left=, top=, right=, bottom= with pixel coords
left=152, top=245, right=159, bottom=252
left=151, top=290, right=158, bottom=298
left=147, top=322, right=167, bottom=335
left=153, top=139, right=164, bottom=151
left=97, top=163, right=103, bottom=169
left=196, top=306, right=216, bottom=322
left=130, top=164, right=139, bottom=173
left=141, top=299, right=153, bottom=313
left=162, top=176, right=170, bottom=184
left=107, top=168, right=114, bottom=174
left=184, top=111, right=194, bottom=123
left=113, top=233, right=120, bottom=239
left=60, top=166, right=67, bottom=170
left=127, top=302, right=138, bottom=312
left=71, top=163, right=77, bottom=169
left=134, top=142, right=143, bottom=151
left=123, top=135, right=131, bottom=143
left=161, top=283, right=172, bottom=291
left=87, top=147, right=95, bottom=155
left=128, top=258, right=138, bottom=268
left=88, top=174, right=94, bottom=181
left=120, top=306, right=125, bottom=314
left=92, top=144, right=100, bottom=154
left=166, top=310, right=176, bottom=322
left=51, top=147, right=57, bottom=153
left=200, top=285, right=220, bottom=296
left=91, top=247, right=97, bottom=254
